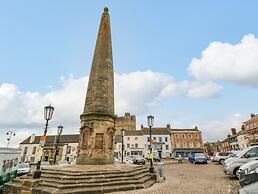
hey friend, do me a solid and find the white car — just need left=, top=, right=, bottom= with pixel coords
left=17, top=163, right=30, bottom=176
left=57, top=160, right=69, bottom=166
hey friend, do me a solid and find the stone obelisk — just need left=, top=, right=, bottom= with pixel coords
left=77, top=7, right=115, bottom=165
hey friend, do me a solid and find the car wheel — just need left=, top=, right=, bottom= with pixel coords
left=233, top=167, right=239, bottom=178
left=219, top=159, right=225, bottom=165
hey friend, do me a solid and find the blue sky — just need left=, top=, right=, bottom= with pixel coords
left=1, top=1, right=258, bottom=146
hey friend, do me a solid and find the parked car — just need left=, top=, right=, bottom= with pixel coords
left=57, top=160, right=69, bottom=166
left=189, top=153, right=208, bottom=164
left=227, top=151, right=241, bottom=159
left=41, top=161, right=50, bottom=168
left=213, top=152, right=233, bottom=164
left=238, top=168, right=258, bottom=194
left=224, top=146, right=258, bottom=177
left=124, top=155, right=135, bottom=164
left=237, top=161, right=258, bottom=187
left=132, top=156, right=146, bottom=165
left=153, top=155, right=161, bottom=162
left=17, top=163, right=30, bottom=176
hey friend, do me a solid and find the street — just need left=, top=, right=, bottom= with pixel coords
left=111, top=161, right=240, bottom=194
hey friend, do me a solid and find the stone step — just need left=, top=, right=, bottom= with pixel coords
left=40, top=175, right=152, bottom=190
left=33, top=178, right=156, bottom=194
left=41, top=168, right=149, bottom=180
left=41, top=165, right=146, bottom=176
left=41, top=171, right=148, bottom=185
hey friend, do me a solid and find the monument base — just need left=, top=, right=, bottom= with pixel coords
left=3, top=164, right=156, bottom=194
left=76, top=155, right=114, bottom=165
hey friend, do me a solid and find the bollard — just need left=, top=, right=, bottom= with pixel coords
left=157, top=162, right=165, bottom=178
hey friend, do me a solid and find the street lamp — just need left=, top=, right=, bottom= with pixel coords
left=147, top=115, right=154, bottom=173
left=121, top=128, right=125, bottom=163
left=53, top=125, right=63, bottom=164
left=43, top=105, right=55, bottom=136
left=33, top=105, right=54, bottom=179
left=6, top=131, right=15, bottom=148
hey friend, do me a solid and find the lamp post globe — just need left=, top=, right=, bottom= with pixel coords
left=147, top=115, right=154, bottom=127
left=44, top=105, right=54, bottom=121
left=57, top=125, right=63, bottom=135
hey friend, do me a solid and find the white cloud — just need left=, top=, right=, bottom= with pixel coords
left=0, top=70, right=222, bottom=147
left=199, top=113, right=244, bottom=142
left=188, top=34, right=258, bottom=87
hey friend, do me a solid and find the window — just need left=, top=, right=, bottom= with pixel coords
left=189, top=134, right=192, bottom=139
left=182, top=134, right=185, bottom=139
left=127, top=144, right=130, bottom=148
left=245, top=147, right=258, bottom=158
left=127, top=137, right=130, bottom=141
left=23, top=147, right=28, bottom=155
left=135, top=143, right=138, bottom=148
left=67, top=146, right=71, bottom=154
left=176, top=143, right=180, bottom=148
left=165, top=137, right=168, bottom=142
left=166, top=145, right=169, bottom=150
left=135, top=137, right=138, bottom=140
left=196, top=142, right=200, bottom=148
left=32, top=147, right=36, bottom=154
left=30, top=157, right=35, bottom=163
left=159, top=137, right=162, bottom=142
left=175, top=134, right=179, bottom=139
left=196, top=134, right=199, bottom=138
left=147, top=137, right=150, bottom=141
left=153, top=137, right=156, bottom=141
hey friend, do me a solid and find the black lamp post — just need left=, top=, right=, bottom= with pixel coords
left=6, top=131, right=15, bottom=148
left=53, top=125, right=63, bottom=164
left=121, top=128, right=125, bottom=163
left=34, top=105, right=54, bottom=179
left=147, top=115, right=154, bottom=173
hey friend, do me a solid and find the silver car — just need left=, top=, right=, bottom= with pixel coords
left=224, top=146, right=258, bottom=177
left=238, top=168, right=258, bottom=194
left=237, top=160, right=258, bottom=187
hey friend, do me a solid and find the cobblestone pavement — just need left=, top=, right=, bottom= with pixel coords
left=111, top=161, right=240, bottom=194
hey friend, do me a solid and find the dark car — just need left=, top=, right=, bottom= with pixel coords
left=238, top=180, right=258, bottom=194
left=132, top=156, right=146, bottom=165
left=189, top=153, right=208, bottom=164
left=237, top=161, right=258, bottom=187
left=153, top=155, right=161, bottom=162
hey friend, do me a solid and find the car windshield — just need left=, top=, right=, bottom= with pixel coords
left=18, top=163, right=29, bottom=168
left=195, top=153, right=205, bottom=157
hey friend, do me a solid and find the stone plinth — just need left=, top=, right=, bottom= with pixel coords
left=3, top=164, right=155, bottom=194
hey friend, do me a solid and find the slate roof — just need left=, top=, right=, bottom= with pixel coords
left=141, top=128, right=171, bottom=135
left=20, top=134, right=80, bottom=145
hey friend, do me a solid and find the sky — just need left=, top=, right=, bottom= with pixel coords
left=1, top=1, right=258, bottom=147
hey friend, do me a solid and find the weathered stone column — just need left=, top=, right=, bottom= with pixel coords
left=76, top=7, right=115, bottom=165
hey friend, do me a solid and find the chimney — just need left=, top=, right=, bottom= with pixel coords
left=194, top=126, right=198, bottom=130
left=29, top=134, right=36, bottom=143
left=251, top=113, right=256, bottom=118
left=166, top=123, right=171, bottom=129
left=231, top=128, right=237, bottom=135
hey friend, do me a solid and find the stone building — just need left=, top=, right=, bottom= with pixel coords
left=114, top=112, right=136, bottom=136
left=171, top=126, right=203, bottom=157
left=20, top=134, right=79, bottom=164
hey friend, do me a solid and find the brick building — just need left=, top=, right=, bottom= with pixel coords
left=204, top=141, right=222, bottom=156
left=170, top=126, right=203, bottom=157
left=221, top=135, right=231, bottom=152
left=243, top=113, right=258, bottom=146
